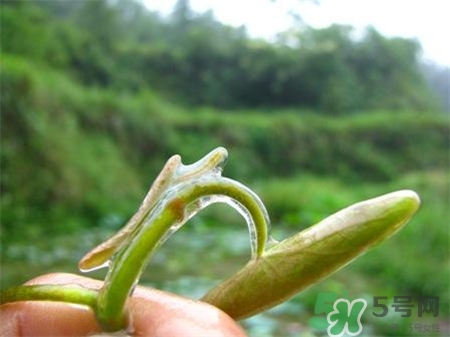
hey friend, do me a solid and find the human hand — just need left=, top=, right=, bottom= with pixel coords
left=0, top=273, right=247, bottom=337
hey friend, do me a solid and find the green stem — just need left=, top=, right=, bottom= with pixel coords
left=96, top=176, right=270, bottom=331
left=1, top=285, right=98, bottom=310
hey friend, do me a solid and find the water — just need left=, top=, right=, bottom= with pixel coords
left=2, top=221, right=309, bottom=335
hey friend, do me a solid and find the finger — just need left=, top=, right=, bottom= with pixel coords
left=1, top=274, right=103, bottom=337
left=0, top=300, right=101, bottom=337
left=0, top=273, right=247, bottom=337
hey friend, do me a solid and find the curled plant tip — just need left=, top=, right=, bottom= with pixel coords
left=94, top=148, right=270, bottom=331
left=201, top=190, right=420, bottom=320
left=78, top=154, right=182, bottom=272
left=79, top=147, right=228, bottom=272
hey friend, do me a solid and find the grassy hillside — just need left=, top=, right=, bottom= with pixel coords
left=2, top=56, right=448, bottom=237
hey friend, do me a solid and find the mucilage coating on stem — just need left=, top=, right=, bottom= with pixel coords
left=87, top=147, right=271, bottom=331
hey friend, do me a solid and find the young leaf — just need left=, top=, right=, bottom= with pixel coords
left=202, top=190, right=420, bottom=319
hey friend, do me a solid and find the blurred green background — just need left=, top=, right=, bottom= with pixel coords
left=1, top=1, right=448, bottom=336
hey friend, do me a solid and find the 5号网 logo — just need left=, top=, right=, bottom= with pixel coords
left=309, top=292, right=367, bottom=337
left=309, top=292, right=440, bottom=337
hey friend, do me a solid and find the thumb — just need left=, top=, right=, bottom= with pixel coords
left=1, top=273, right=247, bottom=337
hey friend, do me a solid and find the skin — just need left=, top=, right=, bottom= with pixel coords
left=0, top=273, right=247, bottom=337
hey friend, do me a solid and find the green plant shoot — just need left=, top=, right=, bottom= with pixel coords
left=0, top=147, right=420, bottom=334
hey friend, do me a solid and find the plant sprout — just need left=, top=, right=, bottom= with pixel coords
left=0, top=147, right=420, bottom=335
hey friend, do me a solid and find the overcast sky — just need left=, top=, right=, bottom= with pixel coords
left=144, top=0, right=450, bottom=66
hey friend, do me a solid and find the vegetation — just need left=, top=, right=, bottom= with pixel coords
left=1, top=0, right=449, bottom=335
left=2, top=54, right=448, bottom=236
left=1, top=0, right=444, bottom=111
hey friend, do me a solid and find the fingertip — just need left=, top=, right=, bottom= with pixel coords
left=1, top=301, right=101, bottom=337
left=1, top=274, right=102, bottom=336
left=130, top=289, right=247, bottom=337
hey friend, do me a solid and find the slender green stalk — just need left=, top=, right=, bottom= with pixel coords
left=0, top=285, right=98, bottom=310
left=96, top=176, right=270, bottom=331
left=96, top=207, right=178, bottom=331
